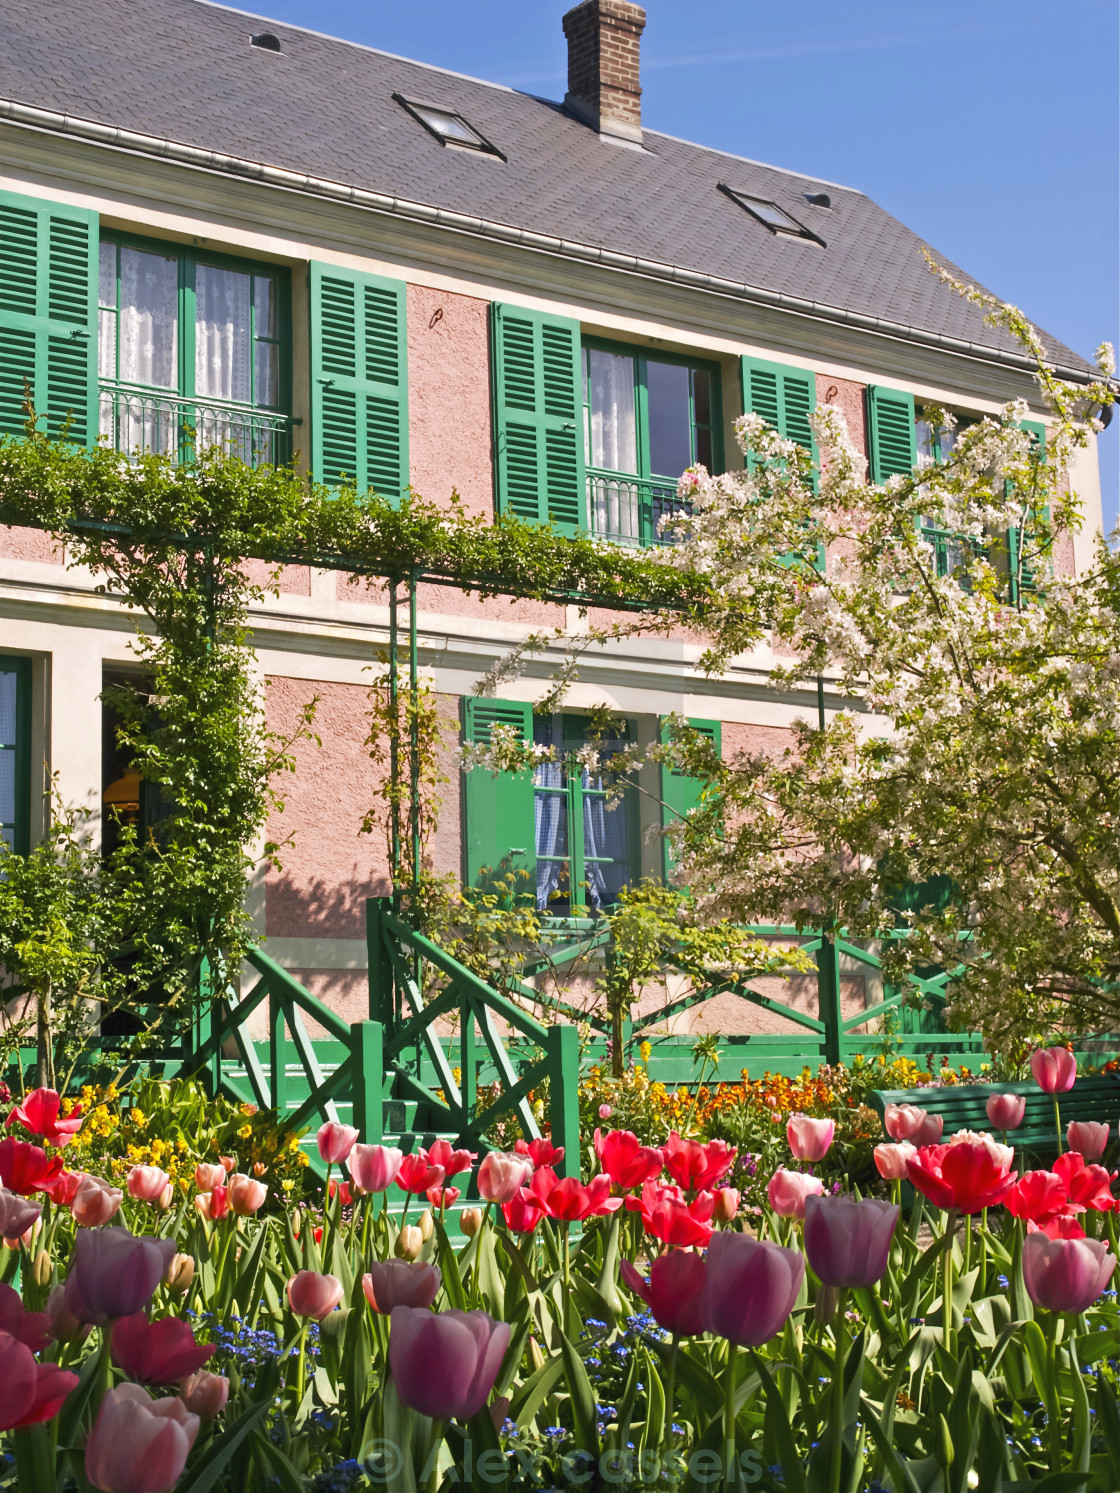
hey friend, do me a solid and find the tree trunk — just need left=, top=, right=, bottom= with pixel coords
left=611, top=1001, right=625, bottom=1079
left=36, top=980, right=54, bottom=1091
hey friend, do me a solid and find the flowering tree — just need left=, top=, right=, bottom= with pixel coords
left=666, top=277, right=1118, bottom=1046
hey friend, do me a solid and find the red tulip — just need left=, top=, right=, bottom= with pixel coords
left=426, top=1185, right=461, bottom=1211
left=1004, top=1170, right=1074, bottom=1229
left=327, top=1179, right=354, bottom=1208
left=594, top=1129, right=664, bottom=1189
left=1022, top=1232, right=1115, bottom=1313
left=0, top=1281, right=50, bottom=1353
left=804, top=1195, right=898, bottom=1287
left=662, top=1132, right=736, bottom=1193
left=874, top=1142, right=916, bottom=1181
left=477, top=1150, right=532, bottom=1204
left=42, top=1169, right=82, bottom=1206
left=397, top=1154, right=446, bottom=1195
left=986, top=1092, right=1026, bottom=1130
left=349, top=1144, right=403, bottom=1195
left=194, top=1162, right=226, bottom=1192
left=287, top=1270, right=343, bottom=1320
left=179, top=1370, right=229, bottom=1419
left=72, top=1174, right=123, bottom=1227
left=1031, top=1046, right=1077, bottom=1094
left=127, top=1166, right=171, bottom=1204
left=63, top=1227, right=177, bottom=1324
left=502, top=1190, right=547, bottom=1234
left=362, top=1259, right=442, bottom=1314
left=787, top=1114, right=835, bottom=1162
left=423, top=1138, right=477, bottom=1179
left=625, top=1181, right=713, bottom=1247
left=0, top=1137, right=62, bottom=1195
left=702, top=1233, right=804, bottom=1347
left=1031, top=1213, right=1087, bottom=1240
left=316, top=1121, right=359, bottom=1166
left=1054, top=1151, right=1118, bottom=1212
left=1067, top=1122, right=1110, bottom=1162
left=195, top=1187, right=229, bottom=1221
left=529, top=1167, right=623, bottom=1223
left=7, top=1088, right=84, bottom=1148
left=0, top=1330, right=79, bottom=1431
left=908, top=1139, right=1015, bottom=1214
left=389, top=1305, right=510, bottom=1420
left=0, top=1188, right=41, bottom=1241
left=767, top=1167, right=824, bottom=1220
left=514, top=1136, right=565, bottom=1170
left=85, top=1382, right=199, bottom=1493
left=621, top=1251, right=707, bottom=1335
left=112, top=1313, right=214, bottom=1385
left=227, top=1174, right=267, bottom=1215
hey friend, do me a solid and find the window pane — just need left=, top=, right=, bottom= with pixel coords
left=646, top=360, right=693, bottom=478
left=586, top=348, right=637, bottom=473
left=0, top=751, right=14, bottom=828
left=98, top=243, right=117, bottom=309
left=581, top=738, right=631, bottom=910
left=255, top=341, right=279, bottom=409
left=118, top=248, right=179, bottom=388
left=98, top=308, right=117, bottom=382
left=533, top=717, right=569, bottom=912
left=695, top=425, right=713, bottom=469
left=0, top=673, right=16, bottom=743
left=195, top=264, right=252, bottom=403
left=254, top=276, right=277, bottom=340
left=693, top=367, right=711, bottom=429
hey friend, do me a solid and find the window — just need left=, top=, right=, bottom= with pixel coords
left=394, top=95, right=504, bottom=158
left=916, top=416, right=976, bottom=580
left=582, top=342, right=719, bottom=545
left=0, top=656, right=31, bottom=855
left=97, top=237, right=289, bottom=466
left=719, top=185, right=825, bottom=246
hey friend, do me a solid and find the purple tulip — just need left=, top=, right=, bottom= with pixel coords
left=64, top=1227, right=177, bottom=1324
left=1022, top=1233, right=1116, bottom=1313
left=389, top=1306, right=510, bottom=1420
left=804, top=1195, right=899, bottom=1288
left=701, top=1232, right=804, bottom=1347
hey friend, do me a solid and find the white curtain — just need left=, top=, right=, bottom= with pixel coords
left=195, top=264, right=251, bottom=403
left=118, top=248, right=178, bottom=388
left=587, top=348, right=637, bottom=473
left=582, top=745, right=630, bottom=909
left=533, top=716, right=568, bottom=911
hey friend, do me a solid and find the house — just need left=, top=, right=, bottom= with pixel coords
left=0, top=0, right=1106, bottom=1034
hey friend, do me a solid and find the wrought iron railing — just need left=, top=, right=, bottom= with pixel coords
left=98, top=383, right=291, bottom=468
left=586, top=469, right=691, bottom=547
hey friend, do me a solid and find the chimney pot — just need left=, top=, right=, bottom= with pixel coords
left=562, top=0, right=646, bottom=146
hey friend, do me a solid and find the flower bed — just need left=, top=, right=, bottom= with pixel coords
left=0, top=1047, right=1117, bottom=1490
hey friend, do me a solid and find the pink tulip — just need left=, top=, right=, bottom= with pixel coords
left=702, top=1232, right=804, bottom=1347
left=477, top=1150, right=532, bottom=1204
left=287, top=1270, right=343, bottom=1320
left=767, top=1166, right=824, bottom=1219
left=85, top=1382, right=199, bottom=1493
left=179, top=1370, right=229, bottom=1418
left=227, top=1174, right=267, bottom=1216
left=42, top=1169, right=82, bottom=1206
left=64, top=1226, right=177, bottom=1324
left=1022, top=1232, right=1116, bottom=1313
left=787, top=1113, right=835, bottom=1162
left=662, top=1132, right=736, bottom=1193
left=0, top=1281, right=50, bottom=1353
left=397, top=1154, right=445, bottom=1195
left=349, top=1144, right=403, bottom=1195
left=71, top=1174, right=123, bottom=1227
left=0, top=1188, right=40, bottom=1241
left=195, top=1187, right=229, bottom=1221
left=621, top=1251, right=707, bottom=1335
left=0, top=1330, right=79, bottom=1431
left=389, top=1305, right=510, bottom=1419
left=804, top=1195, right=899, bottom=1288
left=599, top=1104, right=613, bottom=1119
left=912, top=1112, right=944, bottom=1147
left=882, top=1103, right=925, bottom=1142
left=46, top=1283, right=89, bottom=1344
left=6, top=1087, right=84, bottom=1147
left=594, top=1129, right=664, bottom=1189
left=985, top=1092, right=1026, bottom=1130
left=1067, top=1121, right=1110, bottom=1162
left=362, top=1259, right=442, bottom=1313
left=711, top=1186, right=740, bottom=1223
left=111, top=1313, right=214, bottom=1385
left=874, top=1142, right=917, bottom=1181
left=1031, top=1046, right=1077, bottom=1094
left=194, top=1163, right=226, bottom=1192
left=423, top=1139, right=477, bottom=1178
left=127, top=1166, right=171, bottom=1204
left=316, top=1121, right=359, bottom=1166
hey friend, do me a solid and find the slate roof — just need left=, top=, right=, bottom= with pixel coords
left=0, top=0, right=1091, bottom=373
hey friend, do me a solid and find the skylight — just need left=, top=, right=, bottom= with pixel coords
left=394, top=95, right=504, bottom=159
left=718, top=184, right=825, bottom=246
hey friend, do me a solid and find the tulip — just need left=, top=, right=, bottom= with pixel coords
left=179, top=1370, right=229, bottom=1419
left=529, top=1167, right=623, bottom=1223
left=804, top=1195, right=898, bottom=1288
left=882, top=1103, right=925, bottom=1142
left=502, top=1191, right=546, bottom=1235
left=426, top=1185, right=461, bottom=1213
left=418, top=1209, right=434, bottom=1240
left=621, top=1251, right=707, bottom=1336
left=986, top=1092, right=1026, bottom=1131
left=195, top=1187, right=229, bottom=1221
left=514, top=1137, right=565, bottom=1169
left=874, top=1142, right=916, bottom=1181
left=287, top=1271, right=343, bottom=1320
left=346, top=1144, right=399, bottom=1196
left=625, top=1181, right=714, bottom=1247
left=0, top=1281, right=50, bottom=1352
left=912, top=1112, right=944, bottom=1147
left=31, top=1248, right=52, bottom=1288
left=477, top=1150, right=532, bottom=1204
left=599, top=1104, right=613, bottom=1120
left=787, top=1114, right=835, bottom=1163
left=219, top=1155, right=235, bottom=1173
left=423, top=1139, right=477, bottom=1178
left=702, top=1233, right=804, bottom=1347
left=112, top=1312, right=215, bottom=1385
left=460, top=1207, right=483, bottom=1237
left=6, top=1088, right=84, bottom=1147
left=397, top=1153, right=446, bottom=1195
left=0, top=1137, right=62, bottom=1195
left=127, top=1166, right=171, bottom=1204
left=0, top=1188, right=41, bottom=1240
left=948, top=1129, right=1015, bottom=1171
left=394, top=1225, right=423, bottom=1260
left=711, top=1186, right=740, bottom=1223
left=316, top=1121, right=359, bottom=1166
left=389, top=1305, right=510, bottom=1420
left=908, top=1140, right=1015, bottom=1214
left=328, top=1179, right=353, bottom=1208
left=1031, top=1046, right=1077, bottom=1094
left=767, top=1167, right=824, bottom=1220
left=163, top=1254, right=195, bottom=1294
left=71, top=1174, right=123, bottom=1227
left=662, top=1132, right=736, bottom=1193
left=1054, top=1151, right=1118, bottom=1212
left=1022, top=1232, right=1116, bottom=1313
left=227, top=1174, right=267, bottom=1215
left=362, top=1259, right=442, bottom=1313
left=3, top=1216, right=39, bottom=1251
left=194, top=1162, right=226, bottom=1192
left=64, top=1226, right=177, bottom=1324
left=594, top=1129, right=664, bottom=1189
left=85, top=1382, right=199, bottom=1493
left=46, top=1283, right=89, bottom=1344
left=42, top=1169, right=82, bottom=1206
left=1005, top=1170, right=1074, bottom=1230
left=1067, top=1121, right=1110, bottom=1162
left=0, top=1330, right=80, bottom=1431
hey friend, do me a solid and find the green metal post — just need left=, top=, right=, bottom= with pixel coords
left=198, top=955, right=220, bottom=1094
left=388, top=581, right=401, bottom=916
left=366, top=896, right=395, bottom=1031
left=817, top=931, right=843, bottom=1067
left=461, top=1001, right=477, bottom=1135
left=408, top=572, right=421, bottom=916
left=546, top=1024, right=581, bottom=1179
left=269, top=992, right=287, bottom=1115
left=351, top=1019, right=384, bottom=1145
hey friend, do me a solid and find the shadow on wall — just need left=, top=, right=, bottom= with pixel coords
left=265, top=870, right=389, bottom=940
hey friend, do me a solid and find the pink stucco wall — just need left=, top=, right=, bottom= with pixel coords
left=244, top=559, right=310, bottom=596
left=0, top=525, right=63, bottom=563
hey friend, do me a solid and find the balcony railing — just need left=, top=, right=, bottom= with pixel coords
left=99, top=383, right=292, bottom=468
left=586, top=469, right=691, bottom=547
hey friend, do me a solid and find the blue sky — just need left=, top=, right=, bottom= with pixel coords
left=244, top=0, right=1119, bottom=536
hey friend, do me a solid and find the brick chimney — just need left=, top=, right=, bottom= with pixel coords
left=562, top=0, right=647, bottom=146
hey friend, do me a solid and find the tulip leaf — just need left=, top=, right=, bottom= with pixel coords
left=750, top=1352, right=806, bottom=1493
left=507, top=1351, right=566, bottom=1426
left=11, top=1425, right=55, bottom=1493
left=646, top=1333, right=722, bottom=1414
left=614, top=1345, right=643, bottom=1454
left=557, top=1324, right=600, bottom=1462
left=859, top=1397, right=923, bottom=1493
left=643, top=1347, right=666, bottom=1457
left=249, top=1429, right=306, bottom=1493
left=1096, top=1376, right=1120, bottom=1485
left=178, top=1394, right=272, bottom=1493
left=1009, top=1229, right=1034, bottom=1324
left=56, top=1339, right=105, bottom=1448
left=1067, top=1337, right=1091, bottom=1474
left=590, top=1211, right=624, bottom=1324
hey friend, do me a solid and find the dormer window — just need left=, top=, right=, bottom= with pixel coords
left=394, top=95, right=504, bottom=158
left=719, top=184, right=825, bottom=246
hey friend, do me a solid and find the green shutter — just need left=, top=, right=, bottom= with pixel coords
left=309, top=262, right=407, bottom=498
left=461, top=697, right=537, bottom=896
left=660, top=717, right=721, bottom=880
left=741, top=355, right=817, bottom=457
left=491, top=303, right=585, bottom=534
left=0, top=190, right=97, bottom=445
left=867, top=384, right=917, bottom=483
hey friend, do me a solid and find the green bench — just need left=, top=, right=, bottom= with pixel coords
left=869, top=1075, right=1120, bottom=1163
